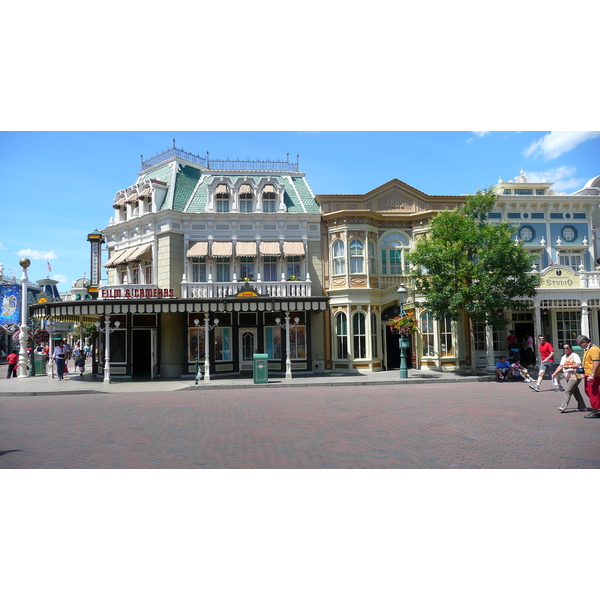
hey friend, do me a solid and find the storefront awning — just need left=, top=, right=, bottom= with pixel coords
left=259, top=241, right=281, bottom=256
left=283, top=241, right=305, bottom=256
left=103, top=248, right=129, bottom=268
left=30, top=297, right=329, bottom=318
left=127, top=243, right=152, bottom=263
left=187, top=241, right=209, bottom=258
left=236, top=242, right=257, bottom=257
left=211, top=241, right=233, bottom=257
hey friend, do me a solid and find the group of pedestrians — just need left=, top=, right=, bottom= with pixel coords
left=526, top=333, right=600, bottom=419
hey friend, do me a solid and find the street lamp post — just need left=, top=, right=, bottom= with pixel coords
left=195, top=314, right=219, bottom=382
left=47, top=319, right=56, bottom=378
left=397, top=284, right=409, bottom=380
left=275, top=312, right=299, bottom=379
left=94, top=317, right=121, bottom=384
left=18, top=258, right=31, bottom=378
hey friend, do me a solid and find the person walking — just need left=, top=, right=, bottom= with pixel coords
left=529, top=334, right=564, bottom=392
left=551, top=343, right=587, bottom=413
left=53, top=340, right=67, bottom=381
left=5, top=349, right=19, bottom=378
left=576, top=335, right=600, bottom=419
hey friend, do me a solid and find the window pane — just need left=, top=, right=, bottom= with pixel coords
left=214, top=327, right=231, bottom=361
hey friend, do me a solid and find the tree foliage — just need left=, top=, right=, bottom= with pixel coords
left=409, top=187, right=540, bottom=329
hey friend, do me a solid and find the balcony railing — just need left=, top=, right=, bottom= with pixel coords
left=141, top=141, right=300, bottom=173
left=182, top=281, right=312, bottom=299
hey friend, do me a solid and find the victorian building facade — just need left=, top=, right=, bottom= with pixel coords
left=317, top=172, right=600, bottom=373
left=31, top=146, right=328, bottom=380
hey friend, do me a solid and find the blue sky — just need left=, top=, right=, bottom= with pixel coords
left=1, top=130, right=599, bottom=293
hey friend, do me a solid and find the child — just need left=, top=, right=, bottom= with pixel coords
left=510, top=357, right=534, bottom=383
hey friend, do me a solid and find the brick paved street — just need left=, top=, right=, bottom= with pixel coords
left=2, top=380, right=599, bottom=468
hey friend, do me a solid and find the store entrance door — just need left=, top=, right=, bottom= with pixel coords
left=239, top=328, right=257, bottom=371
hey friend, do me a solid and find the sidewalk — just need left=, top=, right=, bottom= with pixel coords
left=1, top=366, right=495, bottom=396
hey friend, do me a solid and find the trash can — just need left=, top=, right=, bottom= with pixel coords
left=34, top=355, right=46, bottom=376
left=253, top=353, right=269, bottom=384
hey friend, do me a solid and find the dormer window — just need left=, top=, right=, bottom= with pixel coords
left=215, top=183, right=230, bottom=213
left=239, top=184, right=253, bottom=213
left=262, top=184, right=277, bottom=213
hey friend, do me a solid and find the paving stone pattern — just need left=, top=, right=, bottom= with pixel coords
left=1, top=382, right=599, bottom=468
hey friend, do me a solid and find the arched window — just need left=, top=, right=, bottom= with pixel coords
left=336, top=312, right=348, bottom=359
left=332, top=239, right=346, bottom=275
left=262, top=184, right=277, bottom=213
left=368, top=241, right=377, bottom=275
left=353, top=312, right=366, bottom=358
left=349, top=239, right=364, bottom=273
left=239, top=184, right=253, bottom=213
left=421, top=311, right=435, bottom=356
left=371, top=312, right=378, bottom=358
left=380, top=233, right=409, bottom=275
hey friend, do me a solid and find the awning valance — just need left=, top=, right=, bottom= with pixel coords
left=235, top=242, right=257, bottom=257
left=211, top=241, right=233, bottom=257
left=283, top=241, right=305, bottom=256
left=187, top=241, right=209, bottom=258
left=259, top=241, right=281, bottom=256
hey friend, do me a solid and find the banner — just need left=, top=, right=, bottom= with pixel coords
left=0, top=285, right=21, bottom=326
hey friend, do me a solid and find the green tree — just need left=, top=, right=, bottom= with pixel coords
left=409, top=187, right=539, bottom=374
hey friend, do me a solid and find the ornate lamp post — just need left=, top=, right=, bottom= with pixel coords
left=275, top=313, right=299, bottom=379
left=94, top=318, right=121, bottom=384
left=195, top=314, right=219, bottom=382
left=397, top=283, right=409, bottom=380
left=18, top=258, right=31, bottom=378
left=47, top=319, right=57, bottom=378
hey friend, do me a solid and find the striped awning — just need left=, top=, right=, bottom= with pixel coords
left=211, top=241, right=233, bottom=257
left=236, top=242, right=257, bottom=257
left=215, top=183, right=230, bottom=196
left=187, top=241, right=209, bottom=258
left=138, top=185, right=152, bottom=198
left=259, top=241, right=281, bottom=256
left=239, top=184, right=253, bottom=195
left=283, top=241, right=305, bottom=256
left=262, top=184, right=276, bottom=195
left=103, top=248, right=130, bottom=268
left=126, top=243, right=152, bottom=263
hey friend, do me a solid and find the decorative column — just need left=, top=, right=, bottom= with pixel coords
left=196, top=314, right=219, bottom=381
left=18, top=258, right=31, bottom=378
left=276, top=312, right=297, bottom=379
left=581, top=301, right=590, bottom=338
left=485, top=324, right=495, bottom=372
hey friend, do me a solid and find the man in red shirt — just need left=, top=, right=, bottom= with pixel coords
left=529, top=334, right=564, bottom=392
left=5, top=350, right=19, bottom=378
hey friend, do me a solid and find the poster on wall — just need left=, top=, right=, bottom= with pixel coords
left=0, top=285, right=21, bottom=326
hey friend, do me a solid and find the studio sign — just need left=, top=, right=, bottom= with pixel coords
left=101, top=287, right=176, bottom=299
left=540, top=267, right=580, bottom=289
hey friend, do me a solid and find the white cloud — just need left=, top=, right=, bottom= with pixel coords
left=16, top=249, right=58, bottom=260
left=472, top=131, right=490, bottom=137
left=525, top=166, right=588, bottom=192
left=52, top=274, right=69, bottom=284
left=0, top=242, right=6, bottom=250
left=524, top=131, right=600, bottom=160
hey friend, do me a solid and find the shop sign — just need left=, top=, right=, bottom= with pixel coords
left=539, top=267, right=580, bottom=289
left=101, top=287, right=176, bottom=299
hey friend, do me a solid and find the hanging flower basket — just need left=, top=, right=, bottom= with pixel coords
left=388, top=315, right=419, bottom=336
left=241, top=276, right=255, bottom=282
left=287, top=275, right=300, bottom=281
left=33, top=329, right=50, bottom=344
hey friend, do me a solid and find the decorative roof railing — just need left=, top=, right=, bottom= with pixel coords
left=141, top=140, right=300, bottom=173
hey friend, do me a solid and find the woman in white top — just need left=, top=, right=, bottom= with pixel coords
left=53, top=340, right=67, bottom=380
left=552, top=344, right=587, bottom=413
